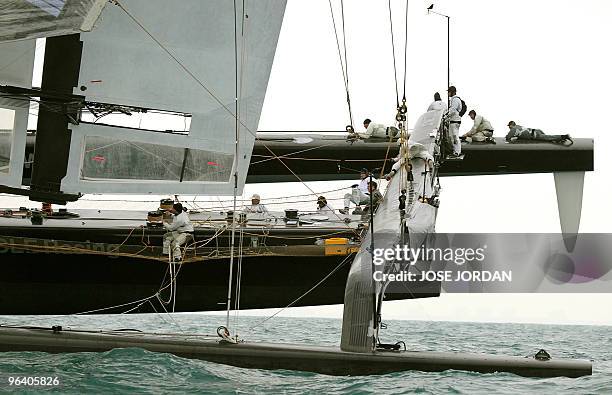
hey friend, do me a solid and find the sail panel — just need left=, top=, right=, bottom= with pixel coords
left=61, top=122, right=240, bottom=194
left=59, top=0, right=286, bottom=196
left=0, top=39, right=36, bottom=88
left=80, top=135, right=233, bottom=183
left=0, top=0, right=106, bottom=42
left=0, top=99, right=28, bottom=188
left=76, top=0, right=284, bottom=118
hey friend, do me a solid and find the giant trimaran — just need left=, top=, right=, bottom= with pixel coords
left=0, top=0, right=593, bottom=377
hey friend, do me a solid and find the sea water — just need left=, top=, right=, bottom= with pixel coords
left=0, top=314, right=610, bottom=394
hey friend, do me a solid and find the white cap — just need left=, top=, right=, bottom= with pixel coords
left=251, top=194, right=261, bottom=200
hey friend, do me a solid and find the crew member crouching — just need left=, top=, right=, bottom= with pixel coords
left=163, top=203, right=194, bottom=261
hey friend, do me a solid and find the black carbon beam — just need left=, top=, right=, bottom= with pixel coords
left=18, top=134, right=593, bottom=189
left=246, top=135, right=593, bottom=182
left=28, top=34, right=83, bottom=204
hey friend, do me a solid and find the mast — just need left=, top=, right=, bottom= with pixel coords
left=225, top=0, right=241, bottom=331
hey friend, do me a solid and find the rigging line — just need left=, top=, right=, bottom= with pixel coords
left=260, top=152, right=361, bottom=236
left=154, top=293, right=185, bottom=334
left=226, top=0, right=240, bottom=332
left=111, top=0, right=360, bottom=239
left=105, top=3, right=345, bottom=208
left=233, top=225, right=245, bottom=334
left=125, top=142, right=181, bottom=179
left=120, top=300, right=148, bottom=314
left=111, top=0, right=240, bottom=128
left=387, top=0, right=400, bottom=107
left=239, top=0, right=249, bottom=131
left=340, top=0, right=354, bottom=127
left=84, top=140, right=124, bottom=153
left=379, top=132, right=395, bottom=179
left=247, top=252, right=354, bottom=331
left=327, top=0, right=347, bottom=87
left=249, top=142, right=340, bottom=165
left=78, top=186, right=349, bottom=204
left=232, top=0, right=248, bottom=336
left=251, top=154, right=387, bottom=162
left=147, top=299, right=174, bottom=328
left=72, top=294, right=156, bottom=315
left=403, top=0, right=409, bottom=99
left=328, top=0, right=352, bottom=127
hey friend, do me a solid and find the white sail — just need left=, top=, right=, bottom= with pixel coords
left=0, top=38, right=35, bottom=188
left=59, top=0, right=286, bottom=195
left=341, top=110, right=443, bottom=352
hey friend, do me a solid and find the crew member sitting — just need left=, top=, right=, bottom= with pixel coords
left=163, top=203, right=194, bottom=261
left=243, top=193, right=269, bottom=214
left=316, top=196, right=334, bottom=214
left=340, top=168, right=371, bottom=215
left=362, top=181, right=384, bottom=214
left=462, top=110, right=495, bottom=143
left=506, top=121, right=573, bottom=145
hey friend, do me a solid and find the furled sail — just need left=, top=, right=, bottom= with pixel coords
left=340, top=110, right=443, bottom=353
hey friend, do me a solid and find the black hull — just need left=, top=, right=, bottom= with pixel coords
left=1, top=252, right=344, bottom=314
left=0, top=221, right=439, bottom=314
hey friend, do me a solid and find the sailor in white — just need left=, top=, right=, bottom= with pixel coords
left=163, top=202, right=194, bottom=261
left=340, top=168, right=372, bottom=214
left=427, top=92, right=448, bottom=111
left=316, top=196, right=334, bottom=215
left=463, top=110, right=494, bottom=142
left=358, top=119, right=399, bottom=139
left=243, top=194, right=269, bottom=214
left=447, top=86, right=463, bottom=155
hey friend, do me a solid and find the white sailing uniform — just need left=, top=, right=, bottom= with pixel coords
left=163, top=211, right=194, bottom=260
left=317, top=204, right=334, bottom=215
left=344, top=177, right=372, bottom=209
left=427, top=100, right=448, bottom=112
left=448, top=95, right=463, bottom=154
left=243, top=203, right=269, bottom=214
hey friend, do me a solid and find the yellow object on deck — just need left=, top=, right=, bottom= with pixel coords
left=160, top=198, right=174, bottom=211
left=324, top=238, right=358, bottom=255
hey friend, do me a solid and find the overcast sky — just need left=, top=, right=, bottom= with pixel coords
left=1, top=0, right=611, bottom=325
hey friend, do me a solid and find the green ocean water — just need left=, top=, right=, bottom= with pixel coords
left=0, top=315, right=610, bottom=394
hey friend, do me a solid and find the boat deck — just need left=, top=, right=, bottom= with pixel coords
left=0, top=208, right=364, bottom=231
